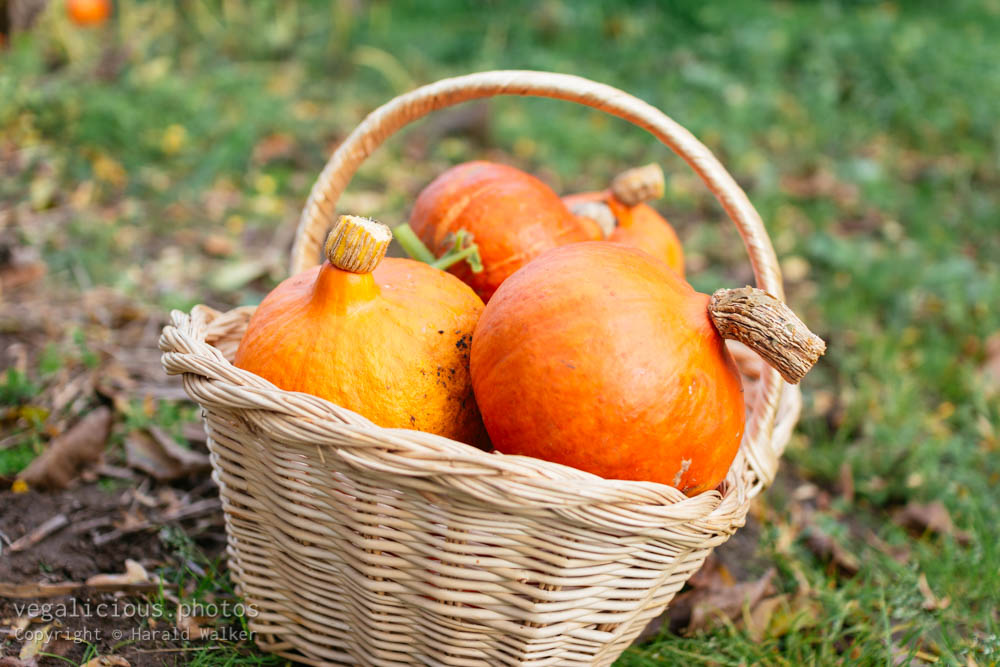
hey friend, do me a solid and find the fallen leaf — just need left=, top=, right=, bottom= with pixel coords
left=804, top=526, right=861, bottom=575
left=208, top=259, right=271, bottom=291
left=18, top=623, right=51, bottom=664
left=0, top=657, right=27, bottom=667
left=743, top=591, right=822, bottom=641
left=85, top=559, right=153, bottom=587
left=687, top=553, right=735, bottom=589
left=981, top=332, right=1000, bottom=396
left=918, top=573, right=950, bottom=611
left=182, top=421, right=208, bottom=445
left=0, top=243, right=46, bottom=291
left=2, top=616, right=33, bottom=635
left=686, top=568, right=776, bottom=634
left=251, top=132, right=296, bottom=165
left=125, top=427, right=210, bottom=481
left=893, top=501, right=971, bottom=546
left=865, top=529, right=912, bottom=564
left=742, top=593, right=787, bottom=642
left=792, top=483, right=820, bottom=501
left=176, top=606, right=214, bottom=640
left=201, top=234, right=234, bottom=258
left=81, top=656, right=130, bottom=667
left=839, top=462, right=855, bottom=503
left=17, top=407, right=113, bottom=490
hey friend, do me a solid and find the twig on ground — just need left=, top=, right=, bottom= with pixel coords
left=92, top=498, right=221, bottom=546
left=7, top=514, right=70, bottom=553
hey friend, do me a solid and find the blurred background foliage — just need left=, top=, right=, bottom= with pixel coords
left=1, top=0, right=999, bottom=663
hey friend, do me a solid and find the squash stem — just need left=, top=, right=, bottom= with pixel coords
left=393, top=224, right=483, bottom=273
left=392, top=223, right=437, bottom=264
left=432, top=243, right=483, bottom=273
left=708, top=287, right=826, bottom=384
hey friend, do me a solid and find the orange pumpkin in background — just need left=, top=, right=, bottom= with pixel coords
left=67, top=0, right=111, bottom=26
left=408, top=161, right=600, bottom=301
left=563, top=163, right=685, bottom=276
left=470, top=242, right=824, bottom=495
left=234, top=215, right=487, bottom=445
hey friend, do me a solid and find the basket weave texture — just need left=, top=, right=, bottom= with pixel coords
left=159, top=71, right=802, bottom=666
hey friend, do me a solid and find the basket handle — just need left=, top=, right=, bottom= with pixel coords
left=291, top=70, right=786, bottom=484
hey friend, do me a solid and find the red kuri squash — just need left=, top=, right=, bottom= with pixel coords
left=470, top=242, right=824, bottom=494
left=234, top=215, right=487, bottom=445
left=408, top=161, right=600, bottom=301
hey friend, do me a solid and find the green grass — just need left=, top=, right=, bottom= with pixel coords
left=2, top=0, right=999, bottom=664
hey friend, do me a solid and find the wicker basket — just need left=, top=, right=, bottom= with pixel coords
left=159, top=70, right=802, bottom=666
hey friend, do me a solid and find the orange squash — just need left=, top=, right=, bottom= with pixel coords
left=470, top=242, right=824, bottom=495
left=563, top=164, right=685, bottom=276
left=67, top=0, right=111, bottom=26
left=234, top=215, right=487, bottom=445
left=408, top=161, right=600, bottom=301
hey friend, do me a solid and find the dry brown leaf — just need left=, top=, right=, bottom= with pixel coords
left=17, top=407, right=113, bottom=490
left=864, top=529, right=912, bottom=564
left=18, top=622, right=51, bottom=664
left=85, top=559, right=152, bottom=587
left=252, top=132, right=297, bottom=165
left=0, top=656, right=27, bottom=667
left=182, top=421, right=208, bottom=445
left=742, top=593, right=788, bottom=642
left=0, top=243, right=47, bottom=291
left=125, top=427, right=210, bottom=481
left=839, top=462, right=855, bottom=503
left=686, top=568, right=776, bottom=634
left=893, top=501, right=971, bottom=546
left=201, top=234, right=234, bottom=258
left=176, top=605, right=214, bottom=640
left=632, top=557, right=752, bottom=643
left=981, top=332, right=1000, bottom=396
left=2, top=616, right=33, bottom=635
left=742, top=591, right=822, bottom=641
left=208, top=259, right=271, bottom=291
left=687, top=553, right=735, bottom=589
left=918, top=573, right=950, bottom=611
left=804, top=526, right=861, bottom=575
left=81, top=656, right=130, bottom=667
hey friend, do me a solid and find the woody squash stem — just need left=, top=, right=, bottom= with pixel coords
left=470, top=242, right=824, bottom=495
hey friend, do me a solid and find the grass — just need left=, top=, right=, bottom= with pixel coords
left=2, top=0, right=999, bottom=664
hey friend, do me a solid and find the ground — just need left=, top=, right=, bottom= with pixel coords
left=1, top=1, right=999, bottom=665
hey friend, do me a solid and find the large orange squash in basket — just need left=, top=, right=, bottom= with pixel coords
left=470, top=242, right=824, bottom=495
left=234, top=215, right=487, bottom=445
left=563, top=163, right=685, bottom=276
left=409, top=161, right=601, bottom=301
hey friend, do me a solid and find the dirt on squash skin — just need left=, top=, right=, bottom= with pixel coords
left=0, top=483, right=228, bottom=666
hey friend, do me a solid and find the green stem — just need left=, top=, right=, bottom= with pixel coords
left=392, top=223, right=436, bottom=264
left=432, top=244, right=482, bottom=272
left=392, top=223, right=483, bottom=273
